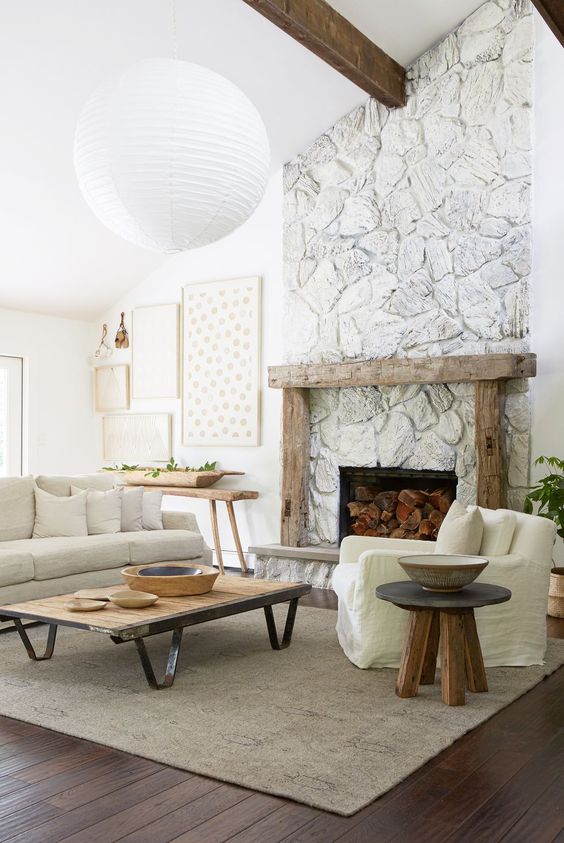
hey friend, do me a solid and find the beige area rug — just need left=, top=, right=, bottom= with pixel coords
left=0, top=606, right=563, bottom=816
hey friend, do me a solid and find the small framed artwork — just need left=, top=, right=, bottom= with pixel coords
left=182, top=276, right=261, bottom=446
left=132, top=304, right=180, bottom=399
left=102, top=413, right=171, bottom=462
left=94, top=365, right=130, bottom=412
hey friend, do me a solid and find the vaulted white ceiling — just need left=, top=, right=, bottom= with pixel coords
left=0, top=0, right=484, bottom=319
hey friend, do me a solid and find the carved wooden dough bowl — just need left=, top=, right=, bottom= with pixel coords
left=124, top=470, right=244, bottom=488
left=122, top=563, right=219, bottom=596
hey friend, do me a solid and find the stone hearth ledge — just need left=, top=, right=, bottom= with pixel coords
left=250, top=543, right=338, bottom=588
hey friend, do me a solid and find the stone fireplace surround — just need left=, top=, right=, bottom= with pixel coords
left=251, top=352, right=536, bottom=587
left=253, top=1, right=535, bottom=587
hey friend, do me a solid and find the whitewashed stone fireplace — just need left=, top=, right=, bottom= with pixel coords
left=253, top=0, right=534, bottom=586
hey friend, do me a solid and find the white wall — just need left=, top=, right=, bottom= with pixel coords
left=0, top=307, right=98, bottom=475
left=95, top=173, right=284, bottom=562
left=531, top=13, right=564, bottom=563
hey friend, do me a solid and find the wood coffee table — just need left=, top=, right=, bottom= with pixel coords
left=0, top=577, right=311, bottom=690
left=376, top=581, right=512, bottom=706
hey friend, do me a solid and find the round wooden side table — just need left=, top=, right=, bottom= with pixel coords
left=375, top=582, right=512, bottom=706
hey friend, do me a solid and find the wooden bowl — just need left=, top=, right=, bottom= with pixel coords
left=64, top=598, right=106, bottom=612
left=398, top=554, right=489, bottom=592
left=109, top=590, right=159, bottom=608
left=121, top=563, right=219, bottom=597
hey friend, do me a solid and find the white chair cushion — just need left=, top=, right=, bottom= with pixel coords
left=470, top=506, right=516, bottom=556
left=0, top=476, right=35, bottom=541
left=0, top=548, right=34, bottom=587
left=33, top=488, right=88, bottom=539
left=435, top=500, right=483, bottom=555
left=128, top=530, right=204, bottom=565
left=122, top=487, right=144, bottom=532
left=71, top=485, right=123, bottom=536
left=35, top=474, right=115, bottom=497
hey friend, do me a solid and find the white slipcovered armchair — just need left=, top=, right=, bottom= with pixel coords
left=332, top=508, right=556, bottom=669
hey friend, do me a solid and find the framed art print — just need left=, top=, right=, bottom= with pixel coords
left=182, top=277, right=261, bottom=446
left=94, top=365, right=129, bottom=412
left=102, top=413, right=171, bottom=462
left=131, top=304, right=180, bottom=399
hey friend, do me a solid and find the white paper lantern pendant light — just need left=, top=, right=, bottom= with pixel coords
left=74, top=11, right=270, bottom=253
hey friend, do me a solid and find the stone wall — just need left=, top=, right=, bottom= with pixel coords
left=282, top=0, right=533, bottom=545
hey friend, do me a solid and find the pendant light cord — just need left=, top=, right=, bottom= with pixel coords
left=170, top=0, right=178, bottom=60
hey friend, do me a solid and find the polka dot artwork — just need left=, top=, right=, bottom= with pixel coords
left=182, top=277, right=261, bottom=446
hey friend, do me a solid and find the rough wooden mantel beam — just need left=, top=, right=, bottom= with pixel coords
left=241, top=0, right=406, bottom=107
left=531, top=0, right=564, bottom=48
left=269, top=353, right=537, bottom=389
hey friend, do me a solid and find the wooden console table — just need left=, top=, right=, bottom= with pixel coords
left=143, top=486, right=259, bottom=574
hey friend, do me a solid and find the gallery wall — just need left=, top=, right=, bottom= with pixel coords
left=92, top=173, right=284, bottom=561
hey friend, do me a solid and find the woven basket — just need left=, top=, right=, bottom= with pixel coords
left=548, top=568, right=564, bottom=619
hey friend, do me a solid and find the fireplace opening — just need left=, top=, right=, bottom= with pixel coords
left=339, top=467, right=458, bottom=543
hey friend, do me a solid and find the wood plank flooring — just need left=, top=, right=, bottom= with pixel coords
left=0, top=574, right=562, bottom=842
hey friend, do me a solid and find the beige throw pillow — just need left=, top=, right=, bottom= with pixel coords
left=71, top=485, right=122, bottom=536
left=143, top=490, right=164, bottom=530
left=33, top=488, right=88, bottom=539
left=470, top=506, right=516, bottom=556
left=435, top=500, right=484, bottom=555
left=0, top=476, right=36, bottom=541
left=122, top=487, right=144, bottom=532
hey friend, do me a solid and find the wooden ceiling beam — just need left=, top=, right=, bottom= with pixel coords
left=241, top=0, right=406, bottom=107
left=531, top=0, right=564, bottom=48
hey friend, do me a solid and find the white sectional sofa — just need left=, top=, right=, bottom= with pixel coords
left=0, top=474, right=212, bottom=604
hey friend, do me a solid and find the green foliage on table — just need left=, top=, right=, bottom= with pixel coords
left=102, top=463, right=140, bottom=472
left=524, top=456, right=564, bottom=539
left=144, top=458, right=217, bottom=479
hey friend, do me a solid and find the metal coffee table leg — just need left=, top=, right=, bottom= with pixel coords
left=264, top=598, right=299, bottom=650
left=111, top=627, right=184, bottom=690
left=13, top=619, right=57, bottom=660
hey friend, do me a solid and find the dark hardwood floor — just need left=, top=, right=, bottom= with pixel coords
left=0, top=575, right=562, bottom=842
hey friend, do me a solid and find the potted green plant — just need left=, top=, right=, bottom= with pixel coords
left=524, top=455, right=564, bottom=618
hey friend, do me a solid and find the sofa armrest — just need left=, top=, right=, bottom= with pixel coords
left=162, top=510, right=202, bottom=534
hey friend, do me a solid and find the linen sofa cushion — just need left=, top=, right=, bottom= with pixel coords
left=0, top=548, right=34, bottom=587
left=435, top=500, right=483, bottom=555
left=0, top=476, right=35, bottom=541
left=470, top=506, right=516, bottom=556
left=122, top=487, right=144, bottom=532
left=142, top=490, right=164, bottom=530
left=0, top=535, right=131, bottom=580
left=35, top=474, right=115, bottom=497
left=33, top=488, right=88, bottom=539
left=71, top=485, right=123, bottom=536
left=128, top=529, right=204, bottom=565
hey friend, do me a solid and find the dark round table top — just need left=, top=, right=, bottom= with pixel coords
left=375, top=581, right=512, bottom=609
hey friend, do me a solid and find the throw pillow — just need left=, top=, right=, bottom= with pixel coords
left=35, top=474, right=115, bottom=497
left=470, top=506, right=516, bottom=556
left=143, top=490, right=164, bottom=530
left=121, top=487, right=144, bottom=532
left=33, top=487, right=88, bottom=539
left=71, top=485, right=123, bottom=536
left=435, top=500, right=484, bottom=555
left=0, top=476, right=36, bottom=541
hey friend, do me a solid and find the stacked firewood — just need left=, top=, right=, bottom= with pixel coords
left=347, top=487, right=454, bottom=540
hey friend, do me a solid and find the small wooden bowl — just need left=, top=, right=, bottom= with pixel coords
left=64, top=598, right=106, bottom=612
left=109, top=590, right=159, bottom=609
left=121, top=563, right=219, bottom=597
